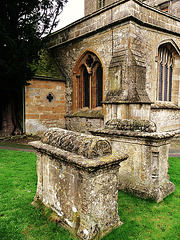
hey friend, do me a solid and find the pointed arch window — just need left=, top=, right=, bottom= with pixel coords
left=157, top=45, right=173, bottom=101
left=75, top=53, right=103, bottom=110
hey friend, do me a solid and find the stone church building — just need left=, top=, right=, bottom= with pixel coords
left=25, top=0, right=180, bottom=135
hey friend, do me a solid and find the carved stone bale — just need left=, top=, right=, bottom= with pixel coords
left=42, top=128, right=112, bottom=159
left=105, top=119, right=157, bottom=133
left=30, top=128, right=128, bottom=239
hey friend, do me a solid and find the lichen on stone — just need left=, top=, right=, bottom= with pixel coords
left=105, top=119, right=157, bottom=133
left=42, top=128, right=112, bottom=159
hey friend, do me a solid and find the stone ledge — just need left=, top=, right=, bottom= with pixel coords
left=119, top=178, right=175, bottom=203
left=33, top=75, right=66, bottom=82
left=91, top=128, right=176, bottom=140
left=151, top=102, right=180, bottom=110
left=65, top=109, right=104, bottom=119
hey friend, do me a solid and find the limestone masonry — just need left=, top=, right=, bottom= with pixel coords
left=25, top=0, right=180, bottom=134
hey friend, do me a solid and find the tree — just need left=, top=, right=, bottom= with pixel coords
left=0, top=0, right=67, bottom=136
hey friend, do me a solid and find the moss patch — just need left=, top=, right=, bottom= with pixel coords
left=66, top=109, right=104, bottom=119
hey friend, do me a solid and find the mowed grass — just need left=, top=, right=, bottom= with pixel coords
left=104, top=157, right=180, bottom=240
left=0, top=150, right=73, bottom=240
left=0, top=149, right=179, bottom=240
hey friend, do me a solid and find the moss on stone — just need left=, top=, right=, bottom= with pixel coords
left=31, top=49, right=63, bottom=79
left=105, top=119, right=157, bottom=132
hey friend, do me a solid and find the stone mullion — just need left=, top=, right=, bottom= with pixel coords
left=167, top=54, right=170, bottom=102
left=168, top=53, right=173, bottom=102
left=157, top=53, right=160, bottom=101
left=169, top=65, right=173, bottom=101
left=158, top=61, right=163, bottom=101
left=162, top=50, right=165, bottom=101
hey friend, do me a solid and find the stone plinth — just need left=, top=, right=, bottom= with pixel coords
left=91, top=119, right=176, bottom=202
left=30, top=128, right=128, bottom=239
left=104, top=103, right=151, bottom=124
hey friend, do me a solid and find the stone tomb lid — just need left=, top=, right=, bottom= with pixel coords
left=30, top=128, right=128, bottom=172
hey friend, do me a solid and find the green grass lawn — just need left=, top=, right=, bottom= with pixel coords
left=0, top=150, right=179, bottom=240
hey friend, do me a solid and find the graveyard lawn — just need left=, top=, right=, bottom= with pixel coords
left=0, top=150, right=179, bottom=240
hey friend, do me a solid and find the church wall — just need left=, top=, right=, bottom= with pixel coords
left=25, top=77, right=66, bottom=135
left=51, top=22, right=130, bottom=121
left=151, top=107, right=180, bottom=131
left=128, top=22, right=180, bottom=104
left=49, top=0, right=180, bottom=132
left=128, top=22, right=180, bottom=131
left=144, top=0, right=180, bottom=18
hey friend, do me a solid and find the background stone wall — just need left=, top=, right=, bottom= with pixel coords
left=144, top=0, right=180, bottom=18
left=25, top=77, right=66, bottom=135
left=151, top=106, right=180, bottom=131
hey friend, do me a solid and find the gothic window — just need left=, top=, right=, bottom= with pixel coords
left=74, top=53, right=103, bottom=110
left=98, top=0, right=105, bottom=9
left=157, top=45, right=173, bottom=101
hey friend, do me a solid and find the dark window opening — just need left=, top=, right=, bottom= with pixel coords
left=83, top=67, right=90, bottom=108
left=98, top=0, right=105, bottom=9
left=46, top=93, right=54, bottom=102
left=157, top=46, right=173, bottom=101
left=96, top=65, right=103, bottom=106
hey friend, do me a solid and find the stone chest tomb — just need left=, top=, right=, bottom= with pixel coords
left=91, top=119, right=176, bottom=202
left=30, top=128, right=128, bottom=239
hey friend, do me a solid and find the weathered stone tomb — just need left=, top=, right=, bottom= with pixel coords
left=91, top=119, right=176, bottom=202
left=30, top=128, right=128, bottom=239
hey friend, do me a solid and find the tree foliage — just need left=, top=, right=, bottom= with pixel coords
left=31, top=50, right=63, bottom=79
left=0, top=0, right=67, bottom=136
left=0, top=0, right=67, bottom=90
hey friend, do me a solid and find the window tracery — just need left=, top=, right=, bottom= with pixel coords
left=157, top=45, right=173, bottom=101
left=74, top=52, right=103, bottom=111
